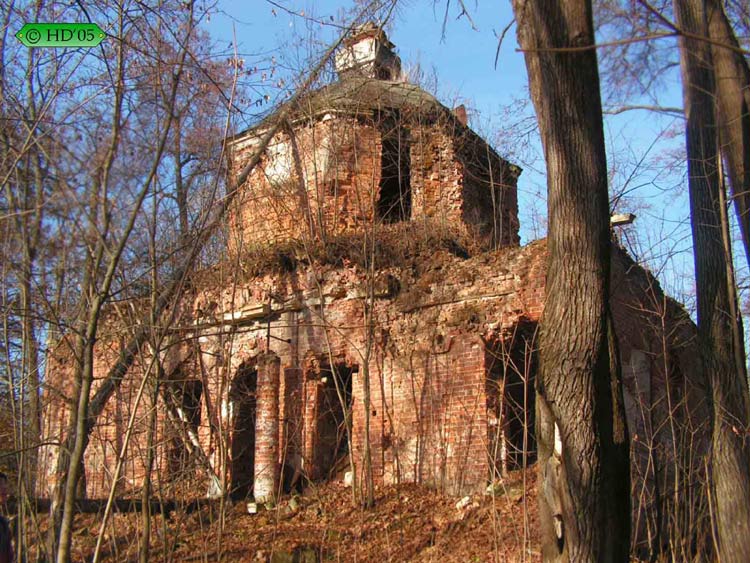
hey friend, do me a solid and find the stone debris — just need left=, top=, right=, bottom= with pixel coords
left=455, top=496, right=471, bottom=511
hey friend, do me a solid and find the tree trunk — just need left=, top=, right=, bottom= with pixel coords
left=511, top=0, right=630, bottom=560
left=673, top=0, right=750, bottom=561
left=705, top=0, right=750, bottom=271
left=55, top=321, right=98, bottom=563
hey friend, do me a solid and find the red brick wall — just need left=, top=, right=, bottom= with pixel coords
left=227, top=109, right=520, bottom=253
left=227, top=116, right=382, bottom=252
left=39, top=239, right=706, bottom=523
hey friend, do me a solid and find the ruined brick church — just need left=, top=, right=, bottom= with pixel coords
left=39, top=25, right=707, bottom=548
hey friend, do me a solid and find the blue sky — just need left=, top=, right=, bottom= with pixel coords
left=204, top=1, right=527, bottom=107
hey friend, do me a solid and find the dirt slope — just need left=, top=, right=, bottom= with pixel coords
left=28, top=469, right=539, bottom=562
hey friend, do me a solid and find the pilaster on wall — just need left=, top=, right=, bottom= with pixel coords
left=302, top=363, right=321, bottom=481
left=281, top=367, right=304, bottom=477
left=254, top=352, right=281, bottom=502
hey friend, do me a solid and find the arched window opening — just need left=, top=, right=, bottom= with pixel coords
left=378, top=123, right=411, bottom=223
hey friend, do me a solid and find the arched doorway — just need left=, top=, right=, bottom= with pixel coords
left=486, top=323, right=538, bottom=478
left=314, top=364, right=354, bottom=480
left=230, top=362, right=257, bottom=499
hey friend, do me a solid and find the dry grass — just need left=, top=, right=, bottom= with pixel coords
left=198, top=221, right=475, bottom=287
left=23, top=469, right=539, bottom=562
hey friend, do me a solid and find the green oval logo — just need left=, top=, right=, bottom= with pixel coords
left=16, top=23, right=105, bottom=48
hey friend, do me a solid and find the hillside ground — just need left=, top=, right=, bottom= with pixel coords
left=24, top=469, right=539, bottom=562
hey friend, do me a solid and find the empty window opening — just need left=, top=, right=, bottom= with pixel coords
left=378, top=127, right=411, bottom=223
left=487, top=328, right=537, bottom=479
left=315, top=364, right=354, bottom=481
left=167, top=377, right=203, bottom=475
left=230, top=363, right=257, bottom=500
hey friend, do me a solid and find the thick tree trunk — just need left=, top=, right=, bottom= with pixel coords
left=511, top=0, right=630, bottom=560
left=705, top=0, right=750, bottom=271
left=673, top=1, right=750, bottom=561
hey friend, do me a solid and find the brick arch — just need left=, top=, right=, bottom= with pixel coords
left=301, top=353, right=357, bottom=482
left=484, top=320, right=539, bottom=480
left=227, top=339, right=264, bottom=376
left=228, top=358, right=258, bottom=499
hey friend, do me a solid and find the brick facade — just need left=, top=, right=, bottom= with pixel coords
left=39, top=241, right=706, bottom=502
left=227, top=87, right=519, bottom=253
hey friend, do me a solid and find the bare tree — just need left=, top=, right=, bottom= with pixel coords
left=511, top=0, right=630, bottom=560
left=672, top=0, right=750, bottom=560
left=705, top=0, right=750, bottom=269
left=34, top=5, right=377, bottom=560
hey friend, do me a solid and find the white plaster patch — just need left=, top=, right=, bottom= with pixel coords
left=334, top=36, right=377, bottom=73
left=265, top=139, right=294, bottom=181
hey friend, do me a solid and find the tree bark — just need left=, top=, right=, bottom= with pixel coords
left=511, top=0, right=630, bottom=560
left=705, top=0, right=750, bottom=271
left=673, top=0, right=750, bottom=561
